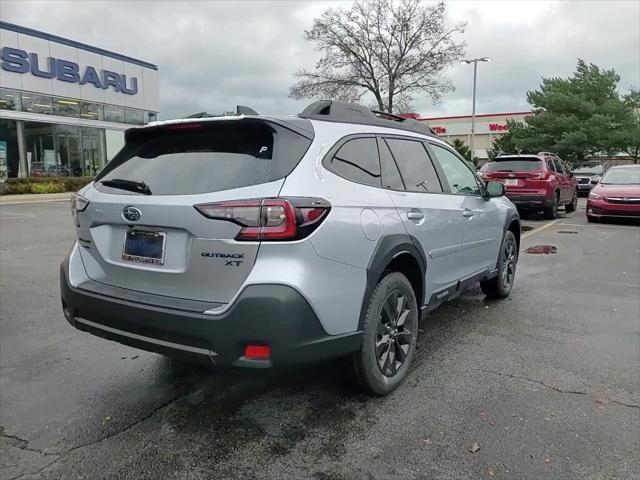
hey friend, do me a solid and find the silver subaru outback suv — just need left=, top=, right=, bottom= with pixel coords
left=61, top=101, right=520, bottom=395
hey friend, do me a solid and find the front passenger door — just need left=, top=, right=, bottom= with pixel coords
left=428, top=143, right=503, bottom=278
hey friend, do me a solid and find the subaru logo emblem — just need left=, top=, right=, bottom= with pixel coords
left=122, top=206, right=142, bottom=222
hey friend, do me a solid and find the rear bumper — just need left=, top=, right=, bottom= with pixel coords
left=505, top=194, right=552, bottom=210
left=60, top=258, right=361, bottom=368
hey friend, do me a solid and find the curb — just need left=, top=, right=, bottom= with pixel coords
left=0, top=192, right=73, bottom=205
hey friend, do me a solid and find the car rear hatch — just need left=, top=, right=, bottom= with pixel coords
left=74, top=117, right=314, bottom=305
left=484, top=157, right=546, bottom=192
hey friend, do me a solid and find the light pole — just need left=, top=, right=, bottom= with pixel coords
left=461, top=57, right=491, bottom=162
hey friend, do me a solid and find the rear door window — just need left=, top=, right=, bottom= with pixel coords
left=330, top=137, right=381, bottom=187
left=95, top=120, right=312, bottom=195
left=384, top=138, right=443, bottom=193
left=486, top=158, right=543, bottom=172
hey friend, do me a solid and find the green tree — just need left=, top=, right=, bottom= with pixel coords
left=510, top=60, right=636, bottom=163
left=450, top=138, right=471, bottom=163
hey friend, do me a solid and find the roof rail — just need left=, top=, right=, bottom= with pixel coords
left=299, top=100, right=437, bottom=137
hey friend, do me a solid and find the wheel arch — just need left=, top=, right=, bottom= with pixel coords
left=358, top=234, right=426, bottom=330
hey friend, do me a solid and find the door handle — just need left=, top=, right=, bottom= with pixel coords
left=407, top=211, right=424, bottom=221
left=462, top=209, right=474, bottom=218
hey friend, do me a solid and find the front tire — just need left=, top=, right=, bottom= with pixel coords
left=480, top=230, right=518, bottom=299
left=352, top=272, right=418, bottom=395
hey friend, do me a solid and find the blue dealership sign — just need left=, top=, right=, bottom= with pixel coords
left=1, top=46, right=138, bottom=95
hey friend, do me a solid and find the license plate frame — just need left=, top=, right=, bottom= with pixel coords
left=122, top=230, right=166, bottom=266
left=504, top=178, right=518, bottom=186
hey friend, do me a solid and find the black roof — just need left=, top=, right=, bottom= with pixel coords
left=298, top=100, right=437, bottom=137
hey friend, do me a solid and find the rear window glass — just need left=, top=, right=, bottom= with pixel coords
left=486, top=158, right=542, bottom=172
left=95, top=120, right=312, bottom=195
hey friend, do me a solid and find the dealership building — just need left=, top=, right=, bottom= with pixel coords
left=415, top=111, right=532, bottom=160
left=0, top=22, right=159, bottom=179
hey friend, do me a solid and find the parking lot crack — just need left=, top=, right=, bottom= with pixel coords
left=66, top=393, right=181, bottom=453
left=0, top=426, right=58, bottom=457
left=2, top=394, right=181, bottom=480
left=474, top=369, right=640, bottom=410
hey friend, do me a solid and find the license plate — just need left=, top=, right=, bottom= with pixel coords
left=504, top=179, right=518, bottom=186
left=122, top=230, right=166, bottom=265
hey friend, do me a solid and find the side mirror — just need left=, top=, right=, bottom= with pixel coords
left=485, top=181, right=505, bottom=198
left=591, top=176, right=600, bottom=184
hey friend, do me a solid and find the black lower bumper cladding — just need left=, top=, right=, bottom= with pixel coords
left=60, top=259, right=361, bottom=368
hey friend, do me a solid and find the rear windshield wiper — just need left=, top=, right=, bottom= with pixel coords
left=100, top=179, right=152, bottom=195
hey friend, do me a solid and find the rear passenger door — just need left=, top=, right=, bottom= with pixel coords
left=427, top=142, right=503, bottom=278
left=554, top=158, right=572, bottom=203
left=379, top=136, right=464, bottom=300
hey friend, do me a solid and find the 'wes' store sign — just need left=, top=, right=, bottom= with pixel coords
left=1, top=46, right=138, bottom=95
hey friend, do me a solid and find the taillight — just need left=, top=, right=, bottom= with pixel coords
left=194, top=197, right=330, bottom=241
left=528, top=171, right=547, bottom=179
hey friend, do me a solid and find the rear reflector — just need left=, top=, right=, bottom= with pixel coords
left=194, top=197, right=330, bottom=241
left=244, top=345, right=271, bottom=360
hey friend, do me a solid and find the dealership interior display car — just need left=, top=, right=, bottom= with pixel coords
left=587, top=165, right=640, bottom=222
left=483, top=153, right=578, bottom=219
left=60, top=100, right=520, bottom=395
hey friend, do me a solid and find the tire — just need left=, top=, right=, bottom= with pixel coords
left=352, top=272, right=418, bottom=395
left=543, top=193, right=559, bottom=219
left=565, top=190, right=578, bottom=212
left=480, top=230, right=518, bottom=299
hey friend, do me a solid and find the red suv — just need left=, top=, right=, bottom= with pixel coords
left=483, top=153, right=578, bottom=219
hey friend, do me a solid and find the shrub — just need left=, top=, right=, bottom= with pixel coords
left=2, top=176, right=93, bottom=195
left=30, top=182, right=65, bottom=194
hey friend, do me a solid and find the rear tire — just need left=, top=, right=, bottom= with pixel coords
left=587, top=215, right=598, bottom=223
left=543, top=193, right=559, bottom=219
left=565, top=190, right=578, bottom=212
left=352, top=272, right=418, bottom=395
left=480, top=231, right=518, bottom=299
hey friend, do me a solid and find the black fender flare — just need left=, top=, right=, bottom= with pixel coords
left=357, top=234, right=427, bottom=331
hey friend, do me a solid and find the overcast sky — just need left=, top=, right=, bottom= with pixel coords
left=3, top=0, right=639, bottom=119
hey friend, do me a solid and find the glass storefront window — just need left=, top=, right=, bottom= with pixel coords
left=105, top=129, right=125, bottom=161
left=24, top=121, right=55, bottom=177
left=21, top=93, right=53, bottom=114
left=55, top=125, right=81, bottom=176
left=146, top=111, right=158, bottom=123
left=0, top=119, right=20, bottom=179
left=0, top=89, right=21, bottom=111
left=104, top=105, right=125, bottom=123
left=81, top=102, right=104, bottom=121
left=81, top=127, right=105, bottom=176
left=53, top=98, right=80, bottom=118
left=125, top=108, right=144, bottom=125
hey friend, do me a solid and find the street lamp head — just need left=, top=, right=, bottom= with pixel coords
left=460, top=60, right=471, bottom=64
left=481, top=57, right=492, bottom=62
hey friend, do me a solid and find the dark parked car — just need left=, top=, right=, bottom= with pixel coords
left=483, top=153, right=578, bottom=219
left=587, top=165, right=640, bottom=222
left=573, top=164, right=604, bottom=196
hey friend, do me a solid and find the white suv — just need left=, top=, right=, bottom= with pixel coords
left=61, top=101, right=520, bottom=395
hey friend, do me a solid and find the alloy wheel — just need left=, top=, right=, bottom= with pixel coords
left=375, top=291, right=414, bottom=377
left=501, top=237, right=517, bottom=291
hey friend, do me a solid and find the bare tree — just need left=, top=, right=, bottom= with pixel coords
left=289, top=0, right=466, bottom=113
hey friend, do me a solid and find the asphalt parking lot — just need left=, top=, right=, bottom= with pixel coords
left=1, top=198, right=638, bottom=480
